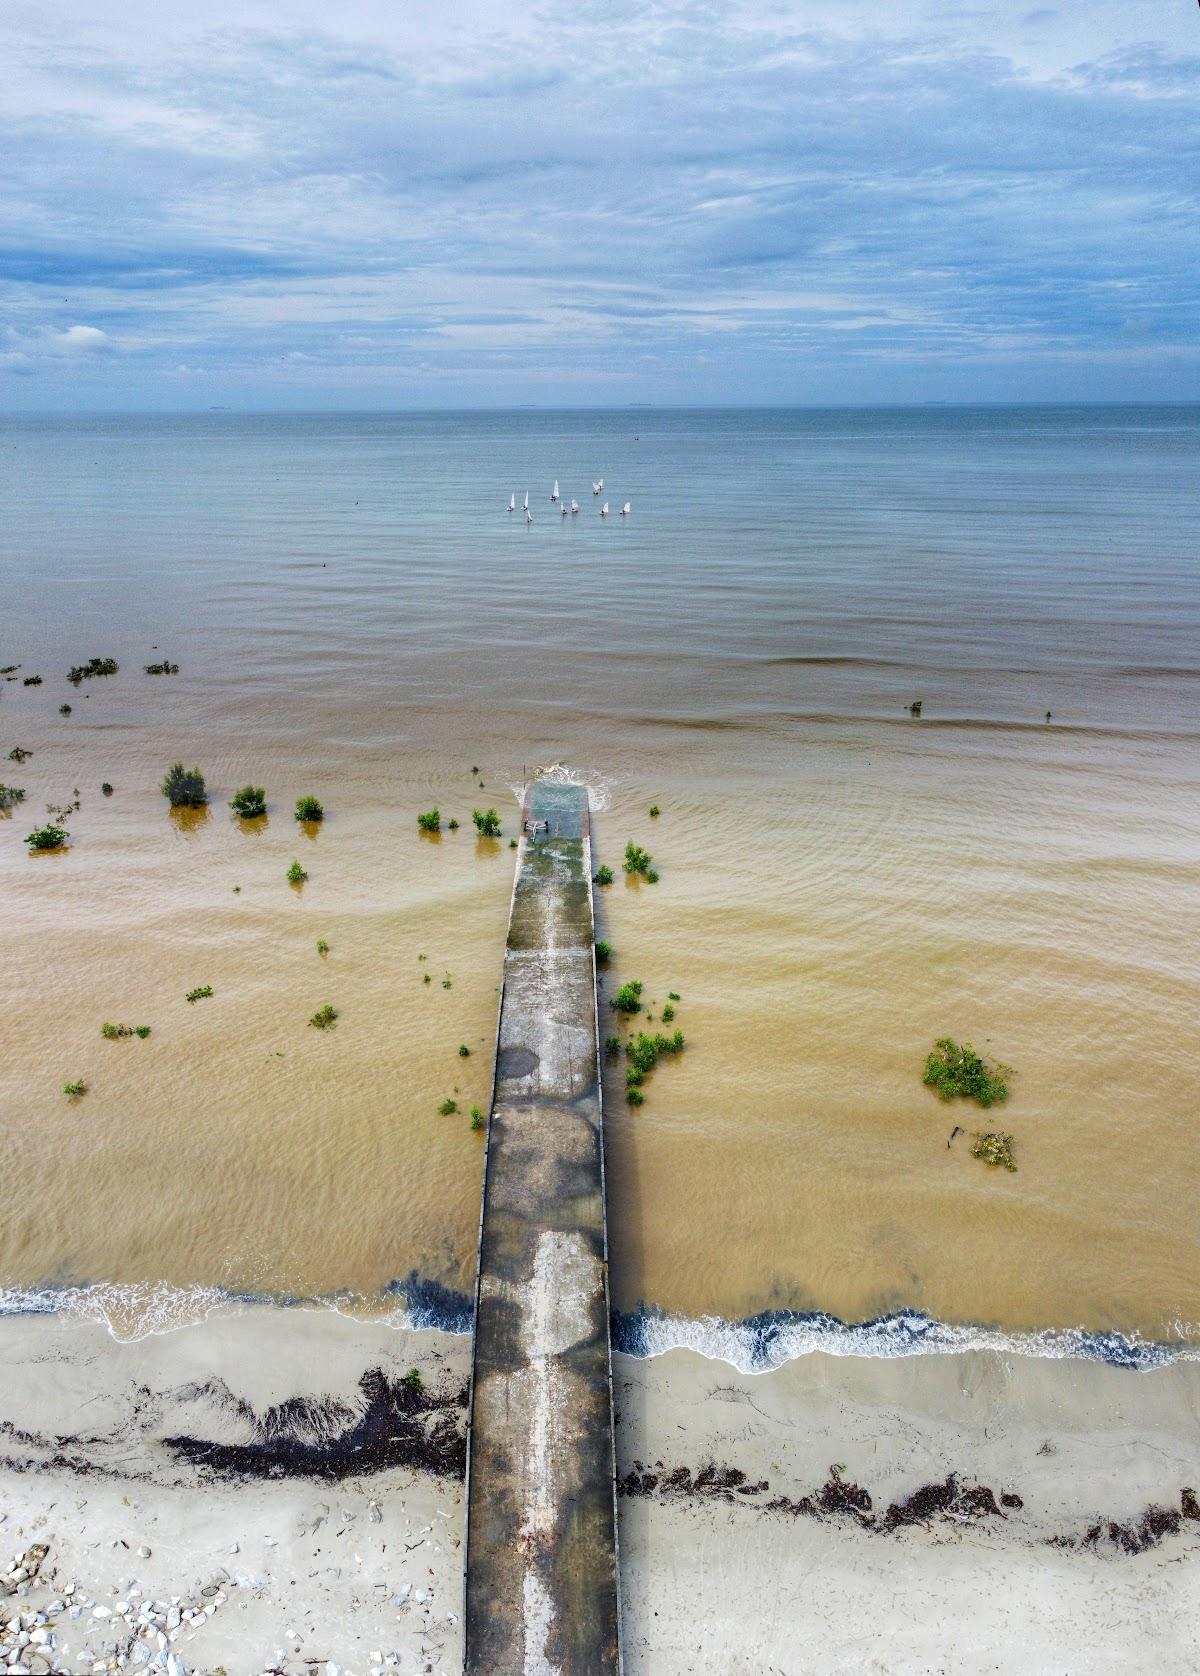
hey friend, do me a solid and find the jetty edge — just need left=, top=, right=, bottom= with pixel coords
left=463, top=776, right=623, bottom=1673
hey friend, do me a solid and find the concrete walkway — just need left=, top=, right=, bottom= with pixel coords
left=464, top=778, right=622, bottom=1675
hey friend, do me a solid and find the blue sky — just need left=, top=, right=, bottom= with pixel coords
left=2, top=0, right=1197, bottom=408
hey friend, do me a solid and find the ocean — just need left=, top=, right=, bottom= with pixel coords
left=1, top=406, right=1197, bottom=1352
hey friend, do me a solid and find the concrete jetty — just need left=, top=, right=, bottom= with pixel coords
left=463, top=778, right=622, bottom=1675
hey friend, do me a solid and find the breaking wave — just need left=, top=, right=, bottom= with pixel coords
left=611, top=1305, right=1200, bottom=1375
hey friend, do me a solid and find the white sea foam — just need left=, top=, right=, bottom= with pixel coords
left=515, top=762, right=615, bottom=813
left=614, top=1307, right=1200, bottom=1375
left=0, top=1281, right=232, bottom=1343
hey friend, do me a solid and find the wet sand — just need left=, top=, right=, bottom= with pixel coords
left=2, top=1307, right=1197, bottom=1673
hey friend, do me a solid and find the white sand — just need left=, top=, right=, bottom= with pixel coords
left=2, top=1306, right=1198, bottom=1673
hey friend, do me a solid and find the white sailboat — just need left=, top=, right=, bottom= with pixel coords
left=507, top=493, right=515, bottom=512
left=570, top=499, right=579, bottom=514
left=620, top=502, right=631, bottom=516
left=551, top=480, right=559, bottom=502
left=525, top=507, right=533, bottom=524
left=599, top=501, right=609, bottom=517
left=523, top=491, right=529, bottom=512
left=592, top=479, right=603, bottom=495
left=561, top=502, right=569, bottom=516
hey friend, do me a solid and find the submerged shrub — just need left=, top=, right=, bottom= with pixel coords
left=923, top=1039, right=1011, bottom=1107
left=229, top=785, right=267, bottom=818
left=135, top=1026, right=151, bottom=1038
left=458, top=1043, right=470, bottom=1057
left=605, top=1035, right=621, bottom=1057
left=417, top=808, right=441, bottom=832
left=626, top=1087, right=645, bottom=1106
left=447, top=817, right=460, bottom=831
left=185, top=985, right=213, bottom=1003
left=309, top=1004, right=338, bottom=1030
left=971, top=1131, right=1017, bottom=1172
left=0, top=784, right=26, bottom=811
left=101, top=782, right=113, bottom=796
left=611, top=980, right=644, bottom=1016
left=668, top=991, right=680, bottom=1001
left=161, top=762, right=207, bottom=807
left=63, top=1078, right=87, bottom=1098
left=473, top=807, right=502, bottom=837
left=59, top=703, right=72, bottom=715
left=23, top=675, right=42, bottom=686
left=471, top=1105, right=485, bottom=1131
left=8, top=747, right=32, bottom=764
left=68, top=657, right=118, bottom=683
left=439, top=1097, right=458, bottom=1115
left=316, top=938, right=329, bottom=955
left=101, top=1022, right=150, bottom=1040
left=144, top=661, right=179, bottom=675
left=402, top=1367, right=423, bottom=1394
left=286, top=860, right=307, bottom=884
left=295, top=795, right=323, bottom=822
left=595, top=939, right=612, bottom=961
left=661, top=1003, right=675, bottom=1022
left=649, top=805, right=660, bottom=817
left=25, top=824, right=68, bottom=851
left=593, top=864, right=614, bottom=886
left=624, top=840, right=657, bottom=881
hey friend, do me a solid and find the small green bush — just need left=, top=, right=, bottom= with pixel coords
left=595, top=939, right=612, bottom=961
left=661, top=1003, right=675, bottom=1022
left=0, top=784, right=26, bottom=811
left=144, top=661, right=179, bottom=675
left=605, top=1035, right=621, bottom=1057
left=135, top=1026, right=151, bottom=1038
left=229, top=785, right=267, bottom=818
left=402, top=1367, right=423, bottom=1394
left=623, top=841, right=651, bottom=875
left=439, top=1097, right=458, bottom=1115
left=509, top=837, right=518, bottom=848
left=645, top=868, right=660, bottom=883
left=423, top=973, right=431, bottom=985
left=473, top=807, right=502, bottom=837
left=309, top=1004, right=338, bottom=1029
left=68, top=657, right=117, bottom=683
left=593, top=864, right=614, bottom=886
left=59, top=703, right=71, bottom=715
left=971, top=1131, right=1017, bottom=1171
left=63, top=1079, right=87, bottom=1098
left=447, top=818, right=460, bottom=831
left=668, top=991, right=680, bottom=1001
left=287, top=860, right=307, bottom=884
left=101, top=783, right=113, bottom=796
left=649, top=805, right=660, bottom=817
left=923, top=1039, right=1010, bottom=1107
left=23, top=675, right=42, bottom=686
left=295, top=795, right=323, bottom=822
left=186, top=985, right=213, bottom=1003
left=8, top=747, right=31, bottom=764
left=25, top=824, right=68, bottom=851
left=471, top=1105, right=485, bottom=1131
left=627, top=1087, right=645, bottom=1106
left=317, top=938, right=329, bottom=955
left=417, top=808, right=441, bottom=832
left=161, top=762, right=207, bottom=807
left=910, top=699, right=923, bottom=717
left=458, top=1043, right=470, bottom=1057
left=611, top=980, right=644, bottom=1016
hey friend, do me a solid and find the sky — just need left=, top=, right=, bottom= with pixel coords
left=1, top=0, right=1197, bottom=409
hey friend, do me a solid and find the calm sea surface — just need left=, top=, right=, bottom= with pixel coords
left=1, top=408, right=1197, bottom=1341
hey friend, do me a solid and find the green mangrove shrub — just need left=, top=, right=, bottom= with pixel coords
left=417, top=808, right=441, bottom=832
left=161, top=762, right=207, bottom=807
left=23, top=675, right=42, bottom=686
left=63, top=1079, right=87, bottom=1098
left=309, top=1004, right=338, bottom=1029
left=295, top=795, right=323, bottom=822
left=316, top=939, right=329, bottom=955
left=439, top=1097, right=458, bottom=1115
left=971, top=1131, right=1017, bottom=1171
left=593, top=864, right=614, bottom=886
left=185, top=985, right=213, bottom=1003
left=101, top=1023, right=151, bottom=1040
left=473, top=807, right=502, bottom=836
left=101, top=783, right=113, bottom=796
left=624, top=841, right=657, bottom=881
left=25, top=824, right=68, bottom=851
left=649, top=805, right=660, bottom=817
left=611, top=980, right=644, bottom=1016
left=145, top=661, right=179, bottom=675
left=0, top=784, right=26, bottom=811
left=458, top=1043, right=470, bottom=1057
left=59, top=703, right=71, bottom=715
left=68, top=657, right=118, bottom=683
left=8, top=747, right=32, bottom=764
left=402, top=1367, right=423, bottom=1394
left=287, top=860, right=307, bottom=884
left=595, top=939, right=612, bottom=961
left=923, top=1039, right=1010, bottom=1107
left=229, top=785, right=267, bottom=818
left=471, top=1105, right=485, bottom=1131
left=447, top=817, right=460, bottom=831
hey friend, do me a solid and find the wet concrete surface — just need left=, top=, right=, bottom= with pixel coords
left=464, top=778, right=622, bottom=1674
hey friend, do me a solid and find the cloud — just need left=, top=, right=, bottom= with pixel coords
left=0, top=0, right=1197, bottom=405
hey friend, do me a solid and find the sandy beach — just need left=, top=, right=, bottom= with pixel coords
left=2, top=1304, right=1197, bottom=1673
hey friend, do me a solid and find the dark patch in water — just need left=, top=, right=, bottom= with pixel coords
left=164, top=1368, right=467, bottom=1482
left=387, top=1270, right=475, bottom=1335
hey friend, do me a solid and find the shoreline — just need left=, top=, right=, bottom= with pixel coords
left=1, top=1304, right=1198, bottom=1672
